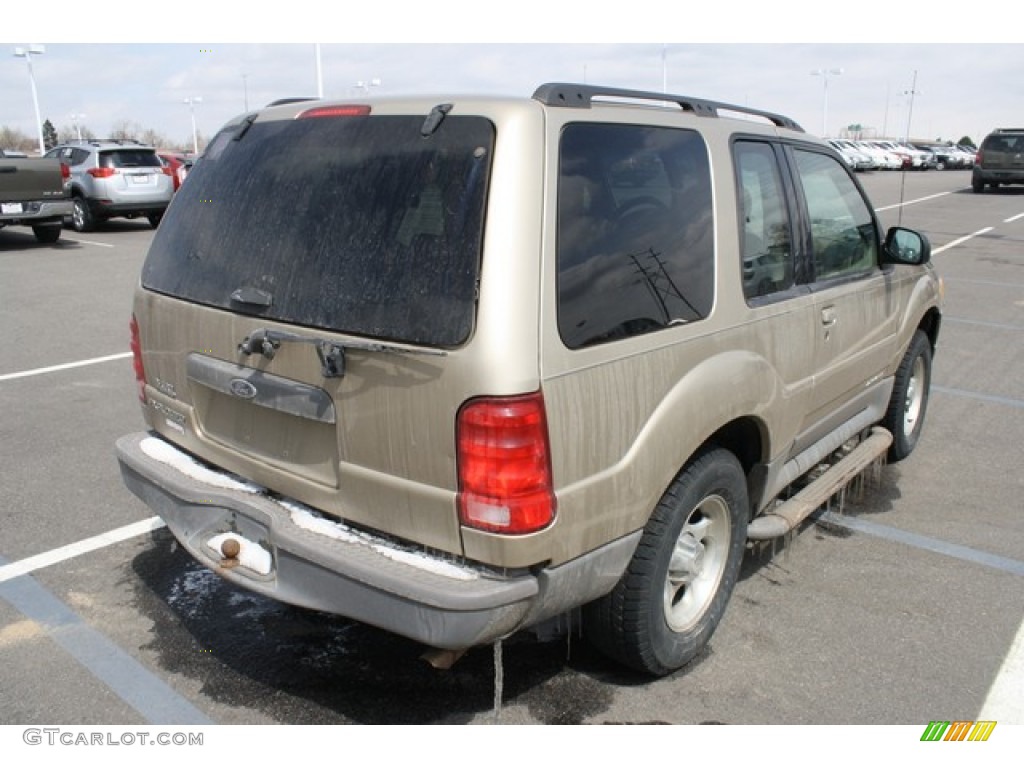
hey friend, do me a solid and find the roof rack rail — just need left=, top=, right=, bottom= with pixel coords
left=532, top=82, right=804, bottom=132
left=65, top=138, right=146, bottom=146
left=266, top=97, right=319, bottom=107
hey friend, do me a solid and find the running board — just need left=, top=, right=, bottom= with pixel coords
left=747, top=427, right=892, bottom=541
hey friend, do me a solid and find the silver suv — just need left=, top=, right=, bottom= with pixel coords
left=116, top=84, right=942, bottom=676
left=45, top=139, right=174, bottom=231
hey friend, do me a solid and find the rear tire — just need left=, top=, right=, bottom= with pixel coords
left=883, top=330, right=932, bottom=462
left=71, top=196, right=95, bottom=232
left=147, top=213, right=163, bottom=228
left=583, top=448, right=748, bottom=676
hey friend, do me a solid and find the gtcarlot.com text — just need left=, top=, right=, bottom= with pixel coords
left=23, top=729, right=203, bottom=747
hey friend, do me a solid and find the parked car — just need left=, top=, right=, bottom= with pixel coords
left=45, top=139, right=174, bottom=231
left=972, top=128, right=1024, bottom=192
left=828, top=139, right=874, bottom=171
left=117, top=83, right=942, bottom=677
left=158, top=151, right=189, bottom=191
left=0, top=155, right=73, bottom=243
left=913, top=144, right=963, bottom=170
left=852, top=141, right=903, bottom=170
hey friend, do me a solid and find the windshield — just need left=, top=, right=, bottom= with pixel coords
left=142, top=112, right=494, bottom=348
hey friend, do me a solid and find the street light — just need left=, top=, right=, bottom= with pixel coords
left=184, top=96, right=202, bottom=155
left=70, top=112, right=86, bottom=141
left=354, top=78, right=381, bottom=95
left=810, top=67, right=843, bottom=137
left=13, top=44, right=46, bottom=155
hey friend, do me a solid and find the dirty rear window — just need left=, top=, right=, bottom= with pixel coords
left=142, top=112, right=494, bottom=347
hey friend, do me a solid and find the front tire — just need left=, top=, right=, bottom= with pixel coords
left=584, top=448, right=748, bottom=676
left=883, top=330, right=932, bottom=461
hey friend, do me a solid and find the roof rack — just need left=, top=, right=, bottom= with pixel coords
left=266, top=97, right=319, bottom=107
left=65, top=138, right=147, bottom=146
left=532, top=82, right=804, bottom=132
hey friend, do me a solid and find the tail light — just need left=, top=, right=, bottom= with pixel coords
left=298, top=105, right=371, bottom=119
left=87, top=167, right=116, bottom=178
left=457, top=392, right=556, bottom=534
left=60, top=162, right=70, bottom=180
left=130, top=314, right=147, bottom=403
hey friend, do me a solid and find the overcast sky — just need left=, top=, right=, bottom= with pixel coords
left=4, top=3, right=1023, bottom=151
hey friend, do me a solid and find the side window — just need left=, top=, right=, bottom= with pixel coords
left=733, top=141, right=794, bottom=301
left=556, top=123, right=713, bottom=349
left=793, top=149, right=878, bottom=282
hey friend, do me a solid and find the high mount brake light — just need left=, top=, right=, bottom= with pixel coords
left=457, top=392, right=556, bottom=535
left=297, top=105, right=372, bottom=119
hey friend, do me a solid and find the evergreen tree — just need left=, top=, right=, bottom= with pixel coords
left=42, top=119, right=58, bottom=150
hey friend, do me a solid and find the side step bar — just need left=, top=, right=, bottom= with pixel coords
left=747, top=427, right=892, bottom=541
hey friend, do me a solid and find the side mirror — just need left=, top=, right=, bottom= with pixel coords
left=883, top=227, right=931, bottom=265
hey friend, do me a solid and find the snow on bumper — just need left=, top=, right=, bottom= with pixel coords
left=115, top=431, right=538, bottom=650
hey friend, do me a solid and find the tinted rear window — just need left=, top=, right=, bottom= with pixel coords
left=101, top=150, right=163, bottom=168
left=142, top=113, right=494, bottom=347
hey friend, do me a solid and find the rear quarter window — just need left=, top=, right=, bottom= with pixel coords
left=556, top=123, right=713, bottom=349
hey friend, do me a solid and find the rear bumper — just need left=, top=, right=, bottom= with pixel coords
left=91, top=199, right=168, bottom=217
left=0, top=198, right=73, bottom=224
left=116, top=432, right=634, bottom=650
left=973, top=168, right=1024, bottom=184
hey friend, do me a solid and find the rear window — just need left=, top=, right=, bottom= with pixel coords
left=984, top=134, right=1024, bottom=152
left=101, top=150, right=163, bottom=168
left=141, top=112, right=494, bottom=347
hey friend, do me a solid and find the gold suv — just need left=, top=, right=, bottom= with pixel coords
left=116, top=84, right=942, bottom=676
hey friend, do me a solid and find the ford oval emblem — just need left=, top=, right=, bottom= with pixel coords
left=228, top=378, right=258, bottom=399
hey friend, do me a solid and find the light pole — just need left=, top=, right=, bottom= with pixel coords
left=70, top=112, right=85, bottom=141
left=184, top=97, right=202, bottom=155
left=13, top=45, right=46, bottom=155
left=242, top=73, right=249, bottom=112
left=810, top=67, right=843, bottom=137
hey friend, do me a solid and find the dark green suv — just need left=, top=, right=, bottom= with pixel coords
left=972, top=128, right=1024, bottom=192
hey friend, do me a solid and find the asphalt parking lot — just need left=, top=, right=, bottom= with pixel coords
left=1, top=171, right=1022, bottom=733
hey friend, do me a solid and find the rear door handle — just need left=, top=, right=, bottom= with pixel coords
left=821, top=306, right=838, bottom=327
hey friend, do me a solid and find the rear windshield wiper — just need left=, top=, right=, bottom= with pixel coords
left=237, top=327, right=446, bottom=379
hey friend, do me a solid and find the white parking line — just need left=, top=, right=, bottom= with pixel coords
left=979, top=617, right=1024, bottom=723
left=0, top=517, right=166, bottom=585
left=933, top=227, right=993, bottom=256
left=873, top=191, right=953, bottom=212
left=0, top=352, right=131, bottom=383
left=1005, top=212, right=1024, bottom=223
left=63, top=237, right=114, bottom=248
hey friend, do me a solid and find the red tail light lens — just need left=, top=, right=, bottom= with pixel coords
left=457, top=392, right=556, bottom=534
left=129, top=315, right=147, bottom=403
left=60, top=162, right=70, bottom=180
left=87, top=167, right=116, bottom=178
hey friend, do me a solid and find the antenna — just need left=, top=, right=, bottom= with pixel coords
left=897, top=70, right=919, bottom=227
